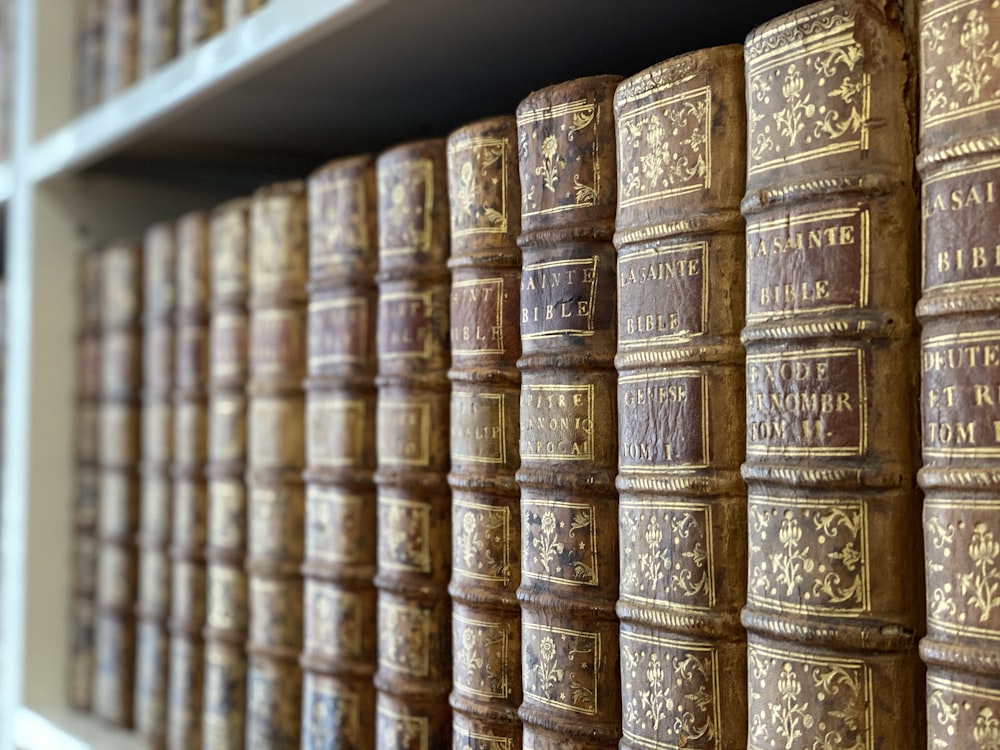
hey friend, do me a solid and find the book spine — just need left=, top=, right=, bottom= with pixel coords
left=916, top=1, right=1000, bottom=745
left=202, top=196, right=251, bottom=750
left=166, top=210, right=210, bottom=750
left=514, top=74, right=622, bottom=749
left=299, top=154, right=378, bottom=750
left=245, top=180, right=308, bottom=748
left=445, top=115, right=524, bottom=750
left=179, top=0, right=222, bottom=53
left=78, top=0, right=105, bottom=110
left=103, top=0, right=139, bottom=100
left=740, top=2, right=923, bottom=748
left=137, top=0, right=178, bottom=78
left=69, top=250, right=104, bottom=711
left=612, top=45, right=747, bottom=750
left=94, top=239, right=143, bottom=727
left=373, top=138, right=452, bottom=749
left=134, top=221, right=176, bottom=748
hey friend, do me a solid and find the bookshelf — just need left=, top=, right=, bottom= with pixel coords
left=0, top=0, right=806, bottom=747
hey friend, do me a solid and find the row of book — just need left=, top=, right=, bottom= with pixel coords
left=77, top=0, right=268, bottom=110
left=68, top=0, right=1000, bottom=748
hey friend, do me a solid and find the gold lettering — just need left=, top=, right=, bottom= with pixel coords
left=927, top=421, right=977, bottom=445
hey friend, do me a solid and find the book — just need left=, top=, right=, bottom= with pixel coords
left=245, top=179, right=308, bottom=748
left=103, top=0, right=138, bottom=100
left=179, top=0, right=222, bottom=53
left=299, top=154, right=379, bottom=749
left=70, top=250, right=104, bottom=711
left=613, top=45, right=748, bottom=750
left=372, top=138, right=453, bottom=748
left=740, top=2, right=923, bottom=747
left=202, top=196, right=252, bottom=749
left=137, top=0, right=178, bottom=78
left=167, top=210, right=211, bottom=750
left=134, top=220, right=176, bottom=748
left=445, top=115, right=524, bottom=750
left=514, top=73, right=623, bottom=749
left=94, top=238, right=143, bottom=727
left=223, top=0, right=265, bottom=28
left=78, top=0, right=105, bottom=110
left=916, top=1, right=1000, bottom=745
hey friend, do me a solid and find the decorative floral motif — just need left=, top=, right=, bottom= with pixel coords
left=378, top=159, right=433, bottom=254
left=923, top=5, right=1000, bottom=125
left=749, top=501, right=868, bottom=614
left=535, top=136, right=563, bottom=193
left=533, top=511, right=564, bottom=572
left=620, top=504, right=713, bottom=610
left=927, top=503, right=1000, bottom=636
left=378, top=602, right=430, bottom=677
left=621, top=635, right=718, bottom=746
left=517, top=98, right=601, bottom=216
left=976, top=707, right=1000, bottom=750
left=619, top=93, right=709, bottom=204
left=747, top=12, right=869, bottom=173
left=381, top=498, right=430, bottom=572
left=458, top=510, right=483, bottom=569
left=454, top=502, right=511, bottom=582
left=459, top=624, right=484, bottom=682
left=535, top=636, right=564, bottom=694
left=525, top=503, right=597, bottom=586
left=749, top=647, right=869, bottom=750
left=961, top=522, right=1000, bottom=622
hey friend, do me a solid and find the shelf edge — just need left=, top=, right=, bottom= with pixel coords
left=26, top=0, right=391, bottom=184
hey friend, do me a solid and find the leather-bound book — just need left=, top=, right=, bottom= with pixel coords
left=741, top=2, right=923, bottom=748
left=134, top=220, right=176, bottom=748
left=613, top=46, right=747, bottom=750
left=70, top=249, right=104, bottom=711
left=245, top=180, right=308, bottom=748
left=514, top=74, right=622, bottom=749
left=373, top=138, right=452, bottom=749
left=103, top=0, right=138, bottom=100
left=179, top=0, right=221, bottom=53
left=78, top=0, right=105, bottom=110
left=223, top=0, right=265, bottom=27
left=137, top=0, right=178, bottom=77
left=94, top=239, right=143, bottom=727
left=917, top=1, right=1000, bottom=745
left=167, top=210, right=211, bottom=750
left=202, top=196, right=251, bottom=750
left=445, top=115, right=523, bottom=750
left=299, top=155, right=378, bottom=750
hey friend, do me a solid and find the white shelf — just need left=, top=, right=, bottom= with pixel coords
left=27, top=0, right=388, bottom=183
left=14, top=707, right=151, bottom=750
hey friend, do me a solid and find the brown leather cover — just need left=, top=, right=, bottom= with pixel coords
left=137, top=0, right=178, bottom=77
left=445, top=115, right=524, bottom=750
left=246, top=180, right=307, bottom=748
left=133, top=220, right=175, bottom=748
left=300, top=153, right=378, bottom=750
left=202, top=195, right=252, bottom=750
left=613, top=45, right=748, bottom=750
left=179, top=0, right=222, bottom=53
left=103, top=0, right=138, bottom=100
left=165, top=210, right=210, bottom=750
left=917, top=1, right=1000, bottom=746
left=223, top=0, right=265, bottom=27
left=94, top=239, right=143, bottom=727
left=70, top=250, right=104, bottom=711
left=741, top=3, right=923, bottom=748
left=515, top=74, right=622, bottom=749
left=373, top=138, right=452, bottom=749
